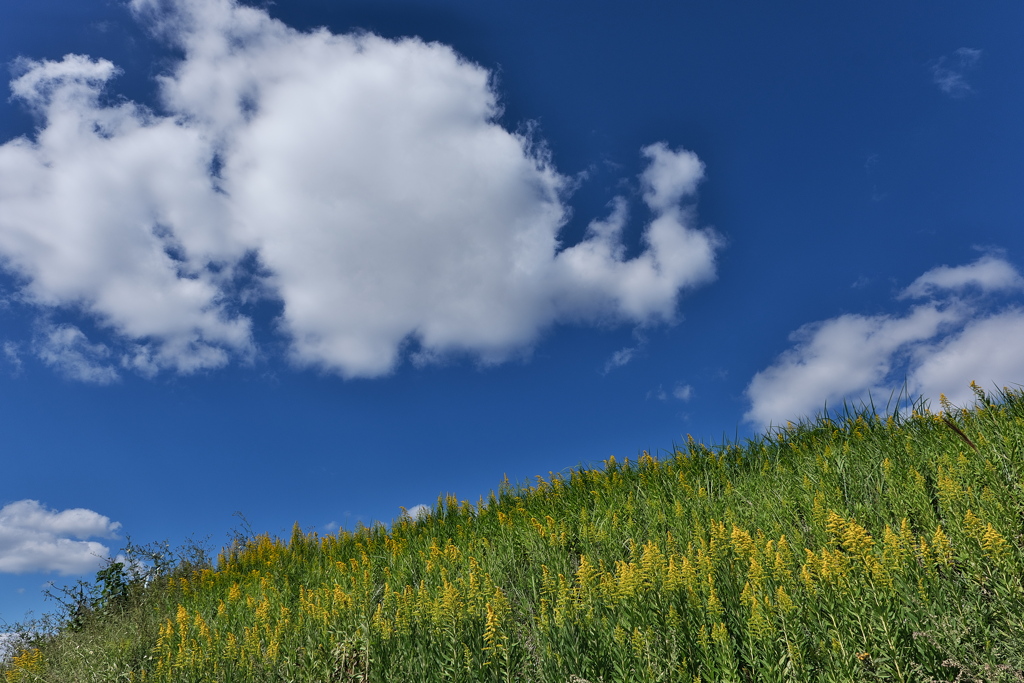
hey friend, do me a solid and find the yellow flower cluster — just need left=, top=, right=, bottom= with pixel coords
left=4, top=648, right=43, bottom=683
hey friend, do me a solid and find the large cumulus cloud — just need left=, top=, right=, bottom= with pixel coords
left=0, top=0, right=721, bottom=379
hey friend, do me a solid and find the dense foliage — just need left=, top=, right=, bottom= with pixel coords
left=5, top=384, right=1024, bottom=682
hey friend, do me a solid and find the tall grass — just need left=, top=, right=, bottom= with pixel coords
left=4, top=383, right=1024, bottom=682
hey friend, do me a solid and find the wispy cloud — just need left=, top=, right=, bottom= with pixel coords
left=602, top=329, right=649, bottom=374
left=744, top=254, right=1024, bottom=427
left=604, top=346, right=638, bottom=373
left=0, top=500, right=120, bottom=575
left=930, top=47, right=982, bottom=98
left=2, top=342, right=22, bottom=374
left=0, top=0, right=721, bottom=381
left=33, top=323, right=119, bottom=384
left=648, top=382, right=694, bottom=402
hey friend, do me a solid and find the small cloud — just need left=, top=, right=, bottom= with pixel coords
left=647, top=382, right=693, bottom=401
left=402, top=504, right=430, bottom=521
left=603, top=329, right=650, bottom=374
left=33, top=323, right=119, bottom=384
left=930, top=47, right=982, bottom=98
left=672, top=384, right=693, bottom=401
left=603, top=347, right=637, bottom=373
left=640, top=142, right=704, bottom=212
left=0, top=500, right=120, bottom=575
left=2, top=342, right=22, bottom=373
left=647, top=385, right=668, bottom=400
left=322, top=521, right=339, bottom=533
left=646, top=385, right=668, bottom=400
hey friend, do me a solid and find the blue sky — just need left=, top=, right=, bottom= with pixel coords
left=1, top=0, right=1022, bottom=626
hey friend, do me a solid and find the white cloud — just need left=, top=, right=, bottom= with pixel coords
left=648, top=382, right=694, bottom=402
left=900, top=254, right=1024, bottom=299
left=911, top=309, right=1024, bottom=407
left=745, top=255, right=1024, bottom=427
left=0, top=53, right=253, bottom=375
left=33, top=323, right=119, bottom=384
left=672, top=383, right=693, bottom=401
left=930, top=47, right=981, bottom=98
left=602, top=329, right=649, bottom=374
left=402, top=504, right=430, bottom=521
left=0, top=500, right=120, bottom=575
left=0, top=0, right=721, bottom=380
left=603, top=346, right=637, bottom=373
left=2, top=342, right=22, bottom=373
left=639, top=142, right=704, bottom=212
left=0, top=632, right=22, bottom=662
left=745, top=305, right=963, bottom=426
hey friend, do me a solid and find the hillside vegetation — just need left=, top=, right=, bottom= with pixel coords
left=4, top=384, right=1024, bottom=682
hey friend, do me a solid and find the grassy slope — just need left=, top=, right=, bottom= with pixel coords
left=4, top=386, right=1024, bottom=682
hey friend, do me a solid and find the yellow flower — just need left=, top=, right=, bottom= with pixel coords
left=819, top=548, right=849, bottom=588
left=730, top=526, right=756, bottom=561
left=706, top=580, right=724, bottom=620
left=842, top=520, right=874, bottom=559
left=615, top=560, right=642, bottom=600
left=482, top=601, right=506, bottom=657
left=800, top=549, right=818, bottom=591
left=882, top=525, right=907, bottom=576
left=176, top=604, right=189, bottom=629
left=964, top=509, right=986, bottom=545
left=6, top=648, right=44, bottom=682
left=981, top=523, right=1009, bottom=560
left=255, top=597, right=271, bottom=628
left=266, top=636, right=280, bottom=661
left=826, top=511, right=846, bottom=544
left=640, top=540, right=666, bottom=584
left=575, top=554, right=600, bottom=600
left=747, top=594, right=773, bottom=640
left=775, top=585, right=796, bottom=614
left=773, top=536, right=794, bottom=581
left=747, top=556, right=766, bottom=592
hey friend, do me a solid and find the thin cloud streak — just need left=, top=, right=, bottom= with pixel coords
left=930, top=47, right=981, bottom=98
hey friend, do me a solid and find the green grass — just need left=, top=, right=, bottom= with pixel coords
left=4, top=383, right=1024, bottom=682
